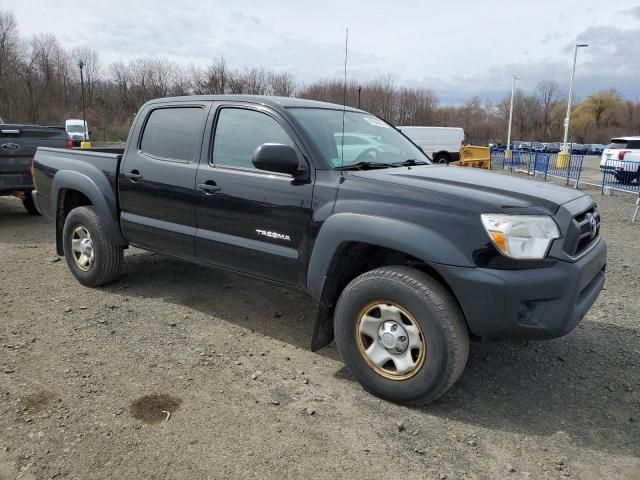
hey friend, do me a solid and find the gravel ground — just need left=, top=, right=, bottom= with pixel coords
left=0, top=185, right=639, bottom=480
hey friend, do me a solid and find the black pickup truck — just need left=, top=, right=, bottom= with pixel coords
left=1, top=123, right=68, bottom=214
left=32, top=95, right=607, bottom=405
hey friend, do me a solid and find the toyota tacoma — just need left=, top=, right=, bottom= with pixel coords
left=32, top=95, right=607, bottom=405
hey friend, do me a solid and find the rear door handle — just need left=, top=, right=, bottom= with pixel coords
left=125, top=170, right=143, bottom=182
left=198, top=181, right=221, bottom=194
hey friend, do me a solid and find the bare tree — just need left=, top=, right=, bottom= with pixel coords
left=268, top=71, right=296, bottom=97
left=0, top=10, right=20, bottom=118
left=71, top=46, right=100, bottom=105
left=536, top=80, right=561, bottom=140
left=1, top=8, right=638, bottom=146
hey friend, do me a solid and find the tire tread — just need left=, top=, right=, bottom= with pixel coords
left=63, top=206, right=123, bottom=287
left=335, top=265, right=469, bottom=406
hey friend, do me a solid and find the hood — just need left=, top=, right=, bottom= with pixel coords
left=348, top=165, right=586, bottom=214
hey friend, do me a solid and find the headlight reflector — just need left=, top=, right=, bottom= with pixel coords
left=480, top=214, right=560, bottom=259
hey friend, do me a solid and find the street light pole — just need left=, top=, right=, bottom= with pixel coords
left=78, top=60, right=87, bottom=142
left=505, top=75, right=519, bottom=158
left=561, top=43, right=588, bottom=153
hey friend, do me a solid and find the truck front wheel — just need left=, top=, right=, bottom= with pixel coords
left=62, top=206, right=123, bottom=287
left=334, top=266, right=469, bottom=405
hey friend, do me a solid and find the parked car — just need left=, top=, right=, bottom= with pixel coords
left=545, top=142, right=561, bottom=153
left=33, top=95, right=606, bottom=405
left=514, top=141, right=531, bottom=152
left=570, top=144, right=588, bottom=155
left=532, top=142, right=545, bottom=152
left=1, top=122, right=69, bottom=214
left=600, top=137, right=640, bottom=184
left=65, top=119, right=89, bottom=146
left=587, top=144, right=606, bottom=156
left=397, top=126, right=463, bottom=164
left=334, top=133, right=399, bottom=164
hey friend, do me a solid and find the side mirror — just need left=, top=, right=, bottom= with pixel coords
left=252, top=143, right=302, bottom=176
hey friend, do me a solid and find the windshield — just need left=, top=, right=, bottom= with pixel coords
left=289, top=108, right=429, bottom=168
left=67, top=124, right=85, bottom=133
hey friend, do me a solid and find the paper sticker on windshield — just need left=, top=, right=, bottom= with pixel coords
left=362, top=116, right=389, bottom=128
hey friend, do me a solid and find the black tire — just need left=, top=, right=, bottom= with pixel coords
left=334, top=266, right=469, bottom=406
left=62, top=206, right=123, bottom=287
left=22, top=191, right=40, bottom=215
left=618, top=172, right=635, bottom=185
left=434, top=153, right=450, bottom=165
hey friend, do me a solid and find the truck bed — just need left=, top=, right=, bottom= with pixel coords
left=33, top=147, right=123, bottom=220
left=1, top=124, right=68, bottom=192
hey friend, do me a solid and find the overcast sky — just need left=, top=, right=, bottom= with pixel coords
left=10, top=0, right=640, bottom=104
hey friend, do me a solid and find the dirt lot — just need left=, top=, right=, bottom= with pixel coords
left=1, top=185, right=639, bottom=480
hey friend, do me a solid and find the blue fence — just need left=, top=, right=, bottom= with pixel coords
left=490, top=150, right=584, bottom=186
left=489, top=150, right=640, bottom=221
left=544, top=154, right=584, bottom=185
left=600, top=158, right=640, bottom=195
left=490, top=150, right=532, bottom=171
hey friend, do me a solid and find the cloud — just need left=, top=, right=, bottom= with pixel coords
left=627, top=5, right=640, bottom=18
left=7, top=0, right=640, bottom=105
left=401, top=19, right=640, bottom=104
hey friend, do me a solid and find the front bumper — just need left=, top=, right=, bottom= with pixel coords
left=435, top=238, right=607, bottom=340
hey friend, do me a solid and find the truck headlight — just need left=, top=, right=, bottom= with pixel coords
left=480, top=214, right=560, bottom=259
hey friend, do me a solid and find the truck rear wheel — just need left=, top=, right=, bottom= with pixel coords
left=334, top=266, right=469, bottom=405
left=62, top=206, right=123, bottom=287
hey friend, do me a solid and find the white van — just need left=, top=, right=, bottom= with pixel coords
left=65, top=119, right=89, bottom=146
left=397, top=126, right=464, bottom=164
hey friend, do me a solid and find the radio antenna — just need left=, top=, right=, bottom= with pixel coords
left=340, top=28, right=348, bottom=172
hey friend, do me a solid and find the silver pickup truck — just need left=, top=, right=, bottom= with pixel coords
left=0, top=123, right=69, bottom=214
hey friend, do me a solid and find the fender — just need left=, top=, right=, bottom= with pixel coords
left=307, top=212, right=472, bottom=300
left=307, top=213, right=472, bottom=351
left=51, top=170, right=127, bottom=251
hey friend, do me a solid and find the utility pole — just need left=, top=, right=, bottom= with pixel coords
left=505, top=75, right=519, bottom=159
left=78, top=60, right=87, bottom=143
left=357, top=86, right=362, bottom=109
left=561, top=43, right=588, bottom=153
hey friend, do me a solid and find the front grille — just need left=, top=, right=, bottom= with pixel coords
left=564, top=206, right=600, bottom=257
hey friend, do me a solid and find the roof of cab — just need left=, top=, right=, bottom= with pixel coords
left=144, top=95, right=366, bottom=113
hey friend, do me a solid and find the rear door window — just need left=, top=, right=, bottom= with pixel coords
left=140, top=107, right=205, bottom=161
left=626, top=140, right=640, bottom=149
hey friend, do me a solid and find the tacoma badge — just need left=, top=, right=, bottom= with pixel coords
left=256, top=229, right=291, bottom=242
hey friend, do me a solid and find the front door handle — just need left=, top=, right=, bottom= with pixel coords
left=198, top=181, right=221, bottom=194
left=125, top=170, right=143, bottom=182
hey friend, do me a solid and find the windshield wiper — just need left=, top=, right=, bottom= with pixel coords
left=336, top=161, right=399, bottom=171
left=393, top=159, right=430, bottom=167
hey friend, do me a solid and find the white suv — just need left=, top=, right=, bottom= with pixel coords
left=600, top=137, right=640, bottom=184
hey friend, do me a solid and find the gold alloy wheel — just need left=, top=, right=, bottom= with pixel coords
left=355, top=301, right=426, bottom=380
left=70, top=225, right=95, bottom=272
